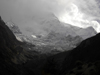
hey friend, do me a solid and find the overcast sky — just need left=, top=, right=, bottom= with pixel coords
left=0, top=0, right=100, bottom=33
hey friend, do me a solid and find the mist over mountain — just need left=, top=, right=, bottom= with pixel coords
left=0, top=0, right=100, bottom=75
left=1, top=16, right=100, bottom=75
left=5, top=12, right=97, bottom=54
left=6, top=12, right=97, bottom=41
left=6, top=18, right=83, bottom=53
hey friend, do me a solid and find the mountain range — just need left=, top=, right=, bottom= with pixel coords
left=6, top=13, right=97, bottom=41
left=6, top=13, right=97, bottom=54
left=1, top=16, right=100, bottom=75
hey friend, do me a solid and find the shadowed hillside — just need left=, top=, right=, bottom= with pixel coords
left=0, top=17, right=54, bottom=75
left=0, top=17, right=44, bottom=75
left=43, top=33, right=100, bottom=75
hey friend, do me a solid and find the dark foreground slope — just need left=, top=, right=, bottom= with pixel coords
left=0, top=17, right=25, bottom=75
left=0, top=17, right=45, bottom=75
left=0, top=17, right=52, bottom=75
left=43, top=33, right=100, bottom=75
left=62, top=33, right=100, bottom=75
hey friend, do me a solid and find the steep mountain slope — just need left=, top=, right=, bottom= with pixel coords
left=6, top=18, right=83, bottom=53
left=6, top=21, right=32, bottom=43
left=0, top=17, right=42, bottom=75
left=6, top=21, right=22, bottom=34
left=6, top=13, right=97, bottom=44
left=40, top=31, right=82, bottom=51
left=0, top=17, right=27, bottom=75
left=43, top=33, right=100, bottom=75
left=0, top=17, right=56, bottom=75
left=76, top=26, right=97, bottom=39
left=63, top=23, right=97, bottom=39
left=35, top=13, right=79, bottom=37
left=18, top=12, right=96, bottom=40
left=33, top=13, right=97, bottom=39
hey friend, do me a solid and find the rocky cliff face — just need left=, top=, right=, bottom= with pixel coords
left=6, top=19, right=83, bottom=53
left=0, top=17, right=37, bottom=75
left=0, top=17, right=52, bottom=75
left=6, top=21, right=22, bottom=34
left=0, top=17, right=21, bottom=75
left=76, top=26, right=97, bottom=39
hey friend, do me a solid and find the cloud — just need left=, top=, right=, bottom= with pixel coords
left=58, top=0, right=100, bottom=32
left=0, top=0, right=100, bottom=33
left=0, top=0, right=75, bottom=21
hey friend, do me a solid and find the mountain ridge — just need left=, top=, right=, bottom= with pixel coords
left=43, top=32, right=100, bottom=75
